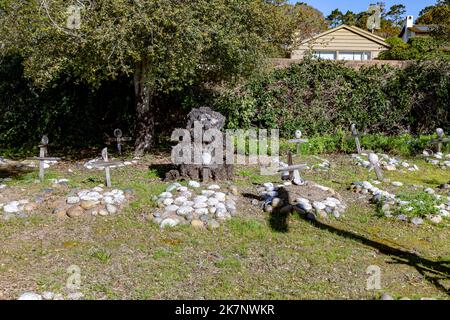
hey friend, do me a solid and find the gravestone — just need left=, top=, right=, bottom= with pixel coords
left=430, top=128, right=450, bottom=153
left=91, top=148, right=122, bottom=187
left=107, top=129, right=132, bottom=156
left=166, top=107, right=233, bottom=182
left=350, top=124, right=362, bottom=154
left=368, top=153, right=383, bottom=181
left=26, top=136, right=60, bottom=182
left=288, top=130, right=308, bottom=156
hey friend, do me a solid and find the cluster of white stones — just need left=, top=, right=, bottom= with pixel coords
left=20, top=159, right=58, bottom=169
left=0, top=199, right=35, bottom=220
left=18, top=291, right=84, bottom=300
left=423, top=151, right=450, bottom=168
left=84, top=158, right=138, bottom=170
left=352, top=153, right=419, bottom=172
left=312, top=156, right=331, bottom=171
left=259, top=182, right=346, bottom=220
left=151, top=182, right=238, bottom=230
left=54, top=186, right=130, bottom=218
left=350, top=181, right=449, bottom=225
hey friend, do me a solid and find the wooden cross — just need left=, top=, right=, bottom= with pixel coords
left=91, top=148, right=122, bottom=187
left=288, top=130, right=308, bottom=155
left=429, top=128, right=450, bottom=153
left=351, top=124, right=362, bottom=154
left=107, top=129, right=132, bottom=156
left=27, top=135, right=60, bottom=182
left=368, top=153, right=383, bottom=181
left=277, top=151, right=307, bottom=185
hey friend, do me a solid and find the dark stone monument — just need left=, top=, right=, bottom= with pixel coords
left=165, top=107, right=234, bottom=182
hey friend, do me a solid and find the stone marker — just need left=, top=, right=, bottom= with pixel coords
left=430, top=128, right=450, bottom=153
left=288, top=130, right=308, bottom=155
left=108, top=129, right=132, bottom=156
left=368, top=153, right=383, bottom=181
left=351, top=124, right=362, bottom=154
left=91, top=148, right=122, bottom=187
left=278, top=152, right=307, bottom=185
left=26, top=135, right=60, bottom=182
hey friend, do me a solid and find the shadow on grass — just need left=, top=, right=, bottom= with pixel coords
left=148, top=164, right=177, bottom=179
left=246, top=185, right=450, bottom=296
left=305, top=217, right=450, bottom=296
left=0, top=165, right=34, bottom=180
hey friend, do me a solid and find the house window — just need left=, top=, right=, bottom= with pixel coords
left=313, top=51, right=336, bottom=60
left=338, top=52, right=371, bottom=61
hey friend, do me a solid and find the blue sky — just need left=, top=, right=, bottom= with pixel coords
left=290, top=1, right=437, bottom=20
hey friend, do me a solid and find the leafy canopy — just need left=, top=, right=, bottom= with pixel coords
left=0, top=0, right=281, bottom=90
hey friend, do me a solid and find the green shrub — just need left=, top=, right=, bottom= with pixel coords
left=213, top=58, right=449, bottom=139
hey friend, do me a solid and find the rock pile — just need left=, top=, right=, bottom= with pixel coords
left=151, top=182, right=238, bottom=229
left=352, top=153, right=419, bottom=172
left=0, top=199, right=34, bottom=220
left=53, top=186, right=131, bottom=218
left=257, top=182, right=346, bottom=220
left=423, top=151, right=450, bottom=168
left=350, top=181, right=449, bottom=225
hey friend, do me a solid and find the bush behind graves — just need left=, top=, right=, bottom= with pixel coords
left=213, top=58, right=450, bottom=138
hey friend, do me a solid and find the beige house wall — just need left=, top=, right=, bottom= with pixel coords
left=291, top=27, right=390, bottom=60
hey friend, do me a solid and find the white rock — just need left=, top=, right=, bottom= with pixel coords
left=104, top=196, right=115, bottom=204
left=67, top=292, right=84, bottom=300
left=194, top=195, right=208, bottom=203
left=195, top=208, right=209, bottom=215
left=3, top=204, right=20, bottom=213
left=67, top=196, right=80, bottom=205
left=440, top=209, right=449, bottom=217
left=159, top=192, right=173, bottom=199
left=207, top=198, right=220, bottom=206
left=161, top=218, right=179, bottom=228
left=92, top=187, right=103, bottom=192
left=313, top=201, right=326, bottom=210
left=174, top=196, right=188, bottom=206
left=209, top=207, right=217, bottom=214
left=177, top=206, right=194, bottom=216
left=163, top=198, right=174, bottom=206
left=106, top=204, right=118, bottom=214
left=188, top=181, right=201, bottom=188
left=166, top=184, right=180, bottom=192
left=214, top=192, right=226, bottom=202
left=42, top=291, right=55, bottom=300
left=201, top=190, right=215, bottom=197
left=392, top=182, right=403, bottom=187
left=208, top=185, right=220, bottom=190
left=298, top=202, right=312, bottom=211
left=194, top=202, right=208, bottom=209
left=164, top=205, right=180, bottom=212
left=18, top=292, right=42, bottom=300
left=263, top=182, right=274, bottom=191
left=177, top=186, right=188, bottom=192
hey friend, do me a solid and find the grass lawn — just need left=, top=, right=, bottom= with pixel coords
left=0, top=152, right=449, bottom=300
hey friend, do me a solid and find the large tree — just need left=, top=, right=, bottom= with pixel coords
left=0, top=0, right=279, bottom=155
left=417, top=0, right=450, bottom=41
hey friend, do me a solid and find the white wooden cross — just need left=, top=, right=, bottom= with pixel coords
left=108, top=129, right=132, bottom=156
left=27, top=135, right=60, bottom=182
left=429, top=128, right=450, bottom=154
left=368, top=153, right=383, bottom=181
left=351, top=124, right=362, bottom=154
left=263, top=151, right=308, bottom=185
left=91, top=148, right=122, bottom=187
left=288, top=130, right=308, bottom=155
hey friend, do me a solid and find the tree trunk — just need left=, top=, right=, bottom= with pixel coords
left=133, top=60, right=154, bottom=157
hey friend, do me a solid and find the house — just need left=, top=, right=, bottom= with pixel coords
left=291, top=25, right=390, bottom=61
left=400, top=16, right=434, bottom=43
